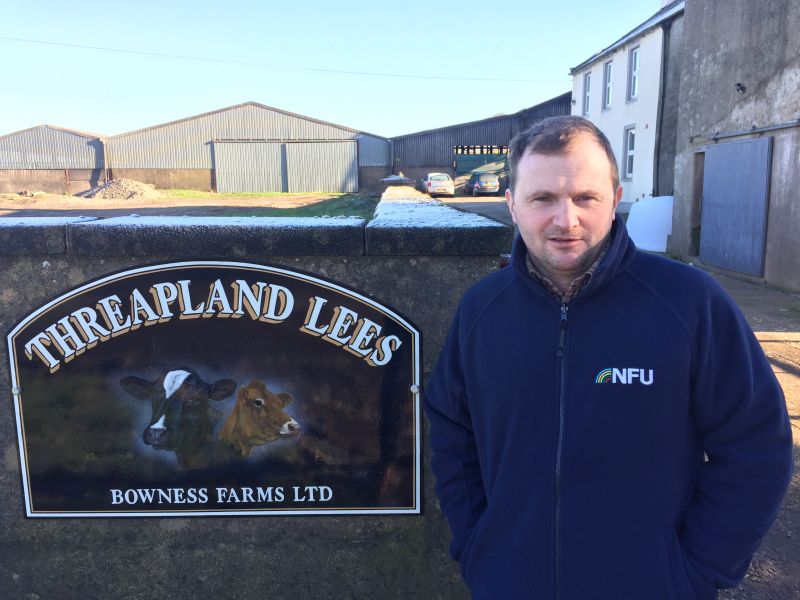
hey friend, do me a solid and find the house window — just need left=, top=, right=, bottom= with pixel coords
left=627, top=46, right=640, bottom=101
left=582, top=73, right=591, bottom=115
left=603, top=61, right=613, bottom=109
left=623, top=126, right=635, bottom=180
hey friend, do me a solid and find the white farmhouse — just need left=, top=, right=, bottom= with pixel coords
left=570, top=1, right=684, bottom=212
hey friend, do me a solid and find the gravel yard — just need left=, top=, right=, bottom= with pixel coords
left=0, top=183, right=356, bottom=218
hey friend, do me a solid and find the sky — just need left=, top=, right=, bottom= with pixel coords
left=1, top=0, right=662, bottom=138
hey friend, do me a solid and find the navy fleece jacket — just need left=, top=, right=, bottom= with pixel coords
left=425, top=220, right=792, bottom=599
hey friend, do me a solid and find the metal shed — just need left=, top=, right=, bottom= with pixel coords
left=390, top=93, right=572, bottom=179
left=0, top=125, right=105, bottom=194
left=106, top=102, right=389, bottom=193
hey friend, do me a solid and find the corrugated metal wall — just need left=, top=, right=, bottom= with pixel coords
left=356, top=133, right=390, bottom=167
left=0, top=126, right=103, bottom=169
left=392, top=93, right=572, bottom=167
left=287, top=142, right=357, bottom=192
left=214, top=142, right=284, bottom=193
left=108, top=104, right=389, bottom=169
left=392, top=117, right=518, bottom=167
left=214, top=141, right=357, bottom=193
left=517, top=93, right=573, bottom=130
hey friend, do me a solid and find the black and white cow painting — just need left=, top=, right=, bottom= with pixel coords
left=120, top=368, right=237, bottom=469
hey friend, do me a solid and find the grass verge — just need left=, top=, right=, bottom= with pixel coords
left=216, top=194, right=380, bottom=220
left=164, top=189, right=330, bottom=199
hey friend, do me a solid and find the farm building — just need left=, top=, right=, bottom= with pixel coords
left=390, top=92, right=572, bottom=181
left=0, top=103, right=391, bottom=195
left=0, top=125, right=106, bottom=194
left=106, top=102, right=390, bottom=193
left=570, top=0, right=684, bottom=210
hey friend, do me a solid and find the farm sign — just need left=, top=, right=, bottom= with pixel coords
left=6, top=262, right=420, bottom=517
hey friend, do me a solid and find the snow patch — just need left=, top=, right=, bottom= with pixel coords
left=0, top=216, right=97, bottom=227
left=369, top=196, right=503, bottom=229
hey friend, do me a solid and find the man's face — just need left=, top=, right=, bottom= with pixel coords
left=505, top=134, right=622, bottom=288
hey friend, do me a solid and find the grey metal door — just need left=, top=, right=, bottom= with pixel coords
left=214, top=142, right=283, bottom=193
left=699, top=137, right=772, bottom=275
left=286, top=141, right=357, bottom=193
left=214, top=141, right=357, bottom=193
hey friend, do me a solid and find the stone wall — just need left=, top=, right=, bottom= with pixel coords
left=109, top=168, right=215, bottom=192
left=358, top=166, right=392, bottom=193
left=6, top=167, right=394, bottom=195
left=670, top=0, right=800, bottom=291
left=0, top=169, right=107, bottom=195
left=0, top=196, right=513, bottom=598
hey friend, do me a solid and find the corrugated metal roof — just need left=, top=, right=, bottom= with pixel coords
left=0, top=124, right=104, bottom=141
left=110, top=101, right=387, bottom=141
left=569, top=1, right=684, bottom=74
left=391, top=93, right=572, bottom=167
left=107, top=103, right=390, bottom=168
left=392, top=92, right=572, bottom=139
left=0, top=125, right=104, bottom=169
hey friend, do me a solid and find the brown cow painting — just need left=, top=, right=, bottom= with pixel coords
left=220, top=380, right=301, bottom=457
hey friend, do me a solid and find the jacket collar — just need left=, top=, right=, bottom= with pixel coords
left=510, top=217, right=638, bottom=302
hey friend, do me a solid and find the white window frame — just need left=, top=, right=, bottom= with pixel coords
left=622, top=125, right=635, bottom=180
left=627, top=46, right=640, bottom=101
left=582, top=72, right=591, bottom=115
left=603, top=61, right=613, bottom=109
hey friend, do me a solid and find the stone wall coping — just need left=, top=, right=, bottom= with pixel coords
left=366, top=196, right=513, bottom=255
left=65, top=215, right=367, bottom=257
left=0, top=216, right=97, bottom=254
left=0, top=198, right=512, bottom=257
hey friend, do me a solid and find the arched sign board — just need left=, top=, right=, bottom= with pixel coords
left=6, top=262, right=421, bottom=518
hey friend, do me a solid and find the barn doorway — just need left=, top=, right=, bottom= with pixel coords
left=213, top=140, right=358, bottom=193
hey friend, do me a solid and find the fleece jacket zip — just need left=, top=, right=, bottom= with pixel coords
left=424, top=220, right=792, bottom=600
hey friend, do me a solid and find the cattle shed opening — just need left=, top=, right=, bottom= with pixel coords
left=389, top=92, right=571, bottom=180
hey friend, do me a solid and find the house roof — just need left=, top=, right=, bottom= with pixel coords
left=0, top=124, right=104, bottom=141
left=108, top=101, right=387, bottom=140
left=391, top=92, right=572, bottom=140
left=569, top=0, right=684, bottom=74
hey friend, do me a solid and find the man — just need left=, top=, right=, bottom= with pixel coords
left=424, top=116, right=792, bottom=599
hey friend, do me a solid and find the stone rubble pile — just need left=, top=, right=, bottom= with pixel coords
left=83, top=178, right=163, bottom=200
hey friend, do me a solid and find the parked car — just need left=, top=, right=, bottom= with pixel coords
left=464, top=172, right=501, bottom=196
left=418, top=173, right=455, bottom=197
left=496, top=170, right=510, bottom=192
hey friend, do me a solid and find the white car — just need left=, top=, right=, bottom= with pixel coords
left=419, top=173, right=455, bottom=197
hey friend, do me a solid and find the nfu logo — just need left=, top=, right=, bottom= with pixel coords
left=595, top=368, right=654, bottom=385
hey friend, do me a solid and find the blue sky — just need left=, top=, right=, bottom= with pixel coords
left=1, top=1, right=661, bottom=138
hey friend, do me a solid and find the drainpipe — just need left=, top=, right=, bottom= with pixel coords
left=101, top=138, right=109, bottom=183
left=653, top=20, right=672, bottom=196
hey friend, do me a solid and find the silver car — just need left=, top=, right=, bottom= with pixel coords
left=419, top=173, right=455, bottom=197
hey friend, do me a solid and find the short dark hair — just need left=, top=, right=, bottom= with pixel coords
left=507, top=115, right=620, bottom=192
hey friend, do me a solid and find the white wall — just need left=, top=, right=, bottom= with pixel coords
left=571, top=27, right=664, bottom=208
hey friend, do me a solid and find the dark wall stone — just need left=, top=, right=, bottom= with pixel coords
left=0, top=199, right=509, bottom=599
left=110, top=169, right=214, bottom=191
